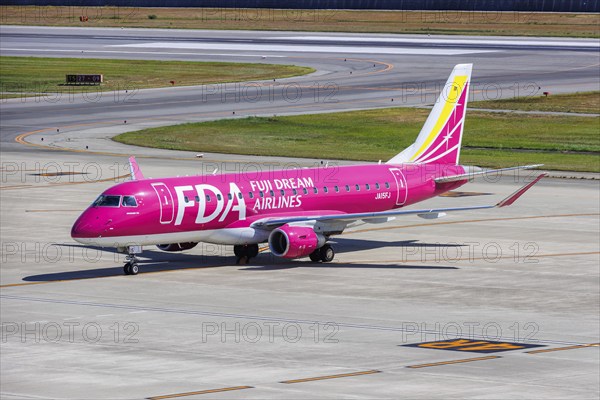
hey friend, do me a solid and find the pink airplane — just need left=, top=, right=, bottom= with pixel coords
left=71, top=64, right=545, bottom=275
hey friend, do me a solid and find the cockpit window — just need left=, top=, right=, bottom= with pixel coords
left=93, top=195, right=121, bottom=207
left=122, top=196, right=138, bottom=207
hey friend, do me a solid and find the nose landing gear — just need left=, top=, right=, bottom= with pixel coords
left=123, top=246, right=142, bottom=275
left=124, top=258, right=139, bottom=275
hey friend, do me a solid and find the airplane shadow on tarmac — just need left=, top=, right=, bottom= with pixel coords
left=241, top=239, right=463, bottom=271
left=22, top=239, right=463, bottom=282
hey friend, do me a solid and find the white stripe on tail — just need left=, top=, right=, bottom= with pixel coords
left=388, top=63, right=472, bottom=166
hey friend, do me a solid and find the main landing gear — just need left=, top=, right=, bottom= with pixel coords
left=123, top=246, right=142, bottom=275
left=234, top=244, right=259, bottom=265
left=309, top=244, right=335, bottom=263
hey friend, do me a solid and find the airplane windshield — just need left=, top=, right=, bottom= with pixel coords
left=92, top=195, right=121, bottom=207
left=122, top=196, right=137, bottom=207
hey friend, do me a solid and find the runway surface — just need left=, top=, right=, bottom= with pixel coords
left=1, top=26, right=599, bottom=399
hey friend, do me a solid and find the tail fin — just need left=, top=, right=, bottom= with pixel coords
left=128, top=156, right=145, bottom=180
left=387, top=63, right=472, bottom=165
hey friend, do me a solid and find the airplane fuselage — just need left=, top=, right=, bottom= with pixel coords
left=71, top=163, right=466, bottom=247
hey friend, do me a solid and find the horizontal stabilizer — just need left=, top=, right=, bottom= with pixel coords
left=435, top=164, right=543, bottom=184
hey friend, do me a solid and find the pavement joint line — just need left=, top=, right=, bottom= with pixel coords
left=345, top=213, right=600, bottom=235
left=280, top=369, right=382, bottom=384
left=146, top=386, right=254, bottom=399
left=0, top=263, right=234, bottom=288
left=24, top=209, right=81, bottom=212
left=1, top=249, right=595, bottom=289
left=345, top=251, right=600, bottom=265
left=406, top=355, right=501, bottom=368
left=0, top=173, right=131, bottom=191
left=526, top=343, right=600, bottom=354
left=0, top=294, right=590, bottom=347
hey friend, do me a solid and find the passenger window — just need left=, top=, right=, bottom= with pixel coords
left=184, top=196, right=189, bottom=203
left=355, top=184, right=360, bottom=191
left=345, top=185, right=350, bottom=192
left=365, top=184, right=370, bottom=190
left=217, top=194, right=222, bottom=201
left=385, top=182, right=390, bottom=189
left=280, top=189, right=285, bottom=196
left=259, top=191, right=264, bottom=198
left=334, top=186, right=339, bottom=193
left=122, top=196, right=137, bottom=207
left=238, top=192, right=243, bottom=200
left=313, top=187, right=318, bottom=194
left=228, top=193, right=232, bottom=200
left=292, top=189, right=297, bottom=195
left=323, top=187, right=328, bottom=193
left=269, top=190, right=274, bottom=197
left=206, top=194, right=211, bottom=202
left=375, top=183, right=380, bottom=190
left=303, top=188, right=308, bottom=195
left=249, top=192, right=254, bottom=199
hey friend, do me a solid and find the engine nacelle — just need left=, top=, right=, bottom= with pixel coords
left=156, top=242, right=198, bottom=252
left=269, top=224, right=325, bottom=259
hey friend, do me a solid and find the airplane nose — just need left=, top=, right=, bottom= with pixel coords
left=71, top=219, right=93, bottom=240
left=71, top=213, right=101, bottom=241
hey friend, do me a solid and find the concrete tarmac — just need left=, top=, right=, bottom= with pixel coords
left=1, top=26, right=599, bottom=399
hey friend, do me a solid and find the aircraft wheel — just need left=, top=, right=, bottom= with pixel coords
left=234, top=244, right=259, bottom=263
left=320, top=244, right=335, bottom=263
left=309, top=250, right=321, bottom=262
left=233, top=245, right=245, bottom=258
left=247, top=244, right=259, bottom=258
left=123, top=262, right=132, bottom=275
left=130, top=262, right=139, bottom=275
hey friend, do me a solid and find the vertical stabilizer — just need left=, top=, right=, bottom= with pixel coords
left=128, top=156, right=145, bottom=180
left=387, top=63, right=472, bottom=165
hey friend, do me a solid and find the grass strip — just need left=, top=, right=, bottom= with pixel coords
left=471, top=91, right=600, bottom=114
left=0, top=56, right=314, bottom=99
left=1, top=7, right=598, bottom=38
left=114, top=107, right=600, bottom=172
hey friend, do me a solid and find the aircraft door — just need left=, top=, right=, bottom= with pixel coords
left=389, top=168, right=408, bottom=206
left=151, top=183, right=175, bottom=224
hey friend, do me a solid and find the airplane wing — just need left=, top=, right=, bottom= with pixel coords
left=252, top=173, right=547, bottom=229
left=435, top=164, right=543, bottom=183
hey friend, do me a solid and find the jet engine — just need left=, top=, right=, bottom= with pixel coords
left=156, top=242, right=198, bottom=252
left=269, top=224, right=325, bottom=259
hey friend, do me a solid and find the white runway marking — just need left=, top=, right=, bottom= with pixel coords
left=109, top=42, right=499, bottom=55
left=0, top=48, right=286, bottom=58
left=269, top=35, right=600, bottom=48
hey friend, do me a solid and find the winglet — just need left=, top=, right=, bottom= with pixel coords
left=128, top=156, right=145, bottom=181
left=496, top=173, right=547, bottom=207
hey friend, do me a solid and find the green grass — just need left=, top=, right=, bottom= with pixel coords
left=1, top=6, right=598, bottom=38
left=114, top=107, right=600, bottom=172
left=471, top=91, right=600, bottom=114
left=0, top=56, right=314, bottom=99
